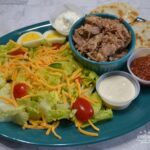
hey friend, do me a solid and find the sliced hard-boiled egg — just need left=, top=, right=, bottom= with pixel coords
left=43, top=30, right=66, bottom=44
left=17, top=31, right=43, bottom=47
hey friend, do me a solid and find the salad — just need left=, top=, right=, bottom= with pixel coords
left=0, top=38, right=112, bottom=139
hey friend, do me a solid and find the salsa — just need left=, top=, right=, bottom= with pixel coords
left=131, top=55, right=150, bottom=81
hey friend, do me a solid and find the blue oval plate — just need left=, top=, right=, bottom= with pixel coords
left=0, top=21, right=149, bottom=147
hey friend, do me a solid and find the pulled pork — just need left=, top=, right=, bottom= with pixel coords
left=73, top=16, right=131, bottom=62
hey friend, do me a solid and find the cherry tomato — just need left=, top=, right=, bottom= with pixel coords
left=52, top=43, right=63, bottom=49
left=8, top=49, right=26, bottom=56
left=72, top=97, right=94, bottom=122
left=13, top=83, right=29, bottom=99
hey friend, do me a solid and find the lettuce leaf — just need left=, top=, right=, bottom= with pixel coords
left=46, top=109, right=75, bottom=123
left=18, top=91, right=75, bottom=123
left=81, top=69, right=98, bottom=87
left=0, top=101, right=26, bottom=124
left=38, top=91, right=75, bottom=122
left=38, top=91, right=60, bottom=108
left=36, top=68, right=61, bottom=85
left=18, top=98, right=41, bottom=120
left=81, top=109, right=113, bottom=128
left=0, top=40, right=18, bottom=53
left=12, top=111, right=29, bottom=126
left=88, top=92, right=102, bottom=114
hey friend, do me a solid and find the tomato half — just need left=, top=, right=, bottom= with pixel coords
left=8, top=49, right=26, bottom=56
left=13, top=83, right=29, bottom=99
left=72, top=97, right=94, bottom=122
left=52, top=43, right=63, bottom=49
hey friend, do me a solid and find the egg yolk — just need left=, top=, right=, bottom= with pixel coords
left=46, top=32, right=64, bottom=39
left=21, top=33, right=42, bottom=43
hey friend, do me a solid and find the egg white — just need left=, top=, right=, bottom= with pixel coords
left=17, top=31, right=43, bottom=48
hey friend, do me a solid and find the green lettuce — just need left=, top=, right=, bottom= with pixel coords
left=36, top=68, right=61, bottom=85
left=38, top=91, right=75, bottom=122
left=38, top=91, right=61, bottom=108
left=18, top=98, right=41, bottom=120
left=0, top=101, right=27, bottom=125
left=0, top=40, right=21, bottom=64
left=18, top=91, right=75, bottom=122
left=88, top=92, right=102, bottom=114
left=81, top=69, right=98, bottom=87
left=81, top=109, right=113, bottom=128
left=0, top=81, right=28, bottom=125
left=0, top=40, right=18, bottom=53
left=12, top=111, right=29, bottom=126
left=46, top=109, right=75, bottom=123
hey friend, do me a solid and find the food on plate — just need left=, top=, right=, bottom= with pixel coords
left=17, top=31, right=43, bottom=47
left=0, top=40, right=113, bottom=139
left=130, top=55, right=150, bottom=81
left=90, top=2, right=139, bottom=23
left=53, top=11, right=80, bottom=35
left=43, top=30, right=66, bottom=44
left=131, top=21, right=150, bottom=48
left=96, top=72, right=140, bottom=110
left=73, top=16, right=131, bottom=62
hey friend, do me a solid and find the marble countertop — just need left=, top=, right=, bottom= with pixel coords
left=0, top=0, right=150, bottom=150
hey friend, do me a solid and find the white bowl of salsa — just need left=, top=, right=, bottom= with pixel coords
left=127, top=48, right=150, bottom=85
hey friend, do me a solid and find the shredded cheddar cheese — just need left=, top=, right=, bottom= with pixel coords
left=0, top=96, right=18, bottom=107
left=75, top=119, right=99, bottom=137
left=78, top=127, right=98, bottom=137
left=70, top=69, right=82, bottom=81
left=75, top=79, right=81, bottom=96
left=88, top=120, right=100, bottom=132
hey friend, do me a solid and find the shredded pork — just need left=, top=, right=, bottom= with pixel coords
left=73, top=16, right=131, bottom=62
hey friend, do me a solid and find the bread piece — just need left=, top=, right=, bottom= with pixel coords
left=90, top=2, right=139, bottom=23
left=132, top=21, right=150, bottom=48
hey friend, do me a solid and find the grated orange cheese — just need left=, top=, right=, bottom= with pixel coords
left=70, top=69, right=82, bottom=81
left=51, top=122, right=62, bottom=140
left=11, top=81, right=15, bottom=101
left=0, top=96, right=18, bottom=107
left=75, top=119, right=99, bottom=136
left=46, top=126, right=52, bottom=135
left=75, top=79, right=81, bottom=96
left=63, top=91, right=74, bottom=102
left=12, top=70, right=18, bottom=81
left=78, top=127, right=98, bottom=137
left=80, top=96, right=99, bottom=104
left=88, top=120, right=100, bottom=131
left=61, top=91, right=67, bottom=104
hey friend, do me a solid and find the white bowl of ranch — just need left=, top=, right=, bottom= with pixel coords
left=96, top=71, right=140, bottom=110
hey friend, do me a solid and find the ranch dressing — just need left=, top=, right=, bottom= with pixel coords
left=53, top=11, right=80, bottom=35
left=98, top=75, right=136, bottom=104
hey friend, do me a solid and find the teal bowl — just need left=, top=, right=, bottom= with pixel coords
left=69, top=14, right=136, bottom=75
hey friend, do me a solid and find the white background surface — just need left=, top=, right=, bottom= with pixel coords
left=0, top=0, right=150, bottom=150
